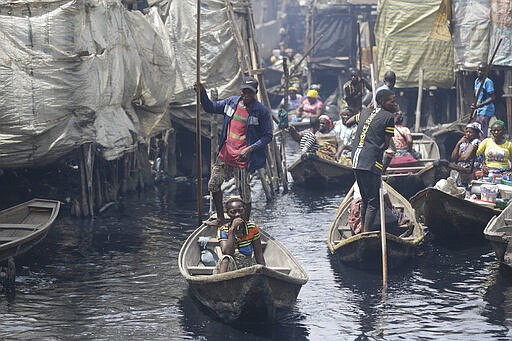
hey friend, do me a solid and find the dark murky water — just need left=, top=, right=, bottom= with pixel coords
left=1, top=141, right=512, bottom=340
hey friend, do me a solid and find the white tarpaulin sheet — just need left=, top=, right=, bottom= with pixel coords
left=0, top=0, right=174, bottom=168
left=490, top=0, right=512, bottom=67
left=451, top=0, right=511, bottom=69
left=165, top=0, right=247, bottom=134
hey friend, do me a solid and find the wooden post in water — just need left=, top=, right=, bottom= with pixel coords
left=415, top=68, right=424, bottom=132
left=195, top=0, right=203, bottom=225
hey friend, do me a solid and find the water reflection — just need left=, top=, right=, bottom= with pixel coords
left=179, top=292, right=310, bottom=340
left=1, top=140, right=512, bottom=339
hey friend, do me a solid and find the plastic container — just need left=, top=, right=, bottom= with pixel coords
left=480, top=184, right=499, bottom=202
left=502, top=179, right=512, bottom=186
left=497, top=184, right=512, bottom=200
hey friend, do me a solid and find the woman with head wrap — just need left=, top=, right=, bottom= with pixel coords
left=476, top=120, right=512, bottom=175
left=297, top=89, right=324, bottom=120
left=279, top=86, right=303, bottom=122
left=450, top=122, right=483, bottom=184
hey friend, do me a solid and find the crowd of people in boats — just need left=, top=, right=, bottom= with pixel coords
left=189, top=37, right=505, bottom=274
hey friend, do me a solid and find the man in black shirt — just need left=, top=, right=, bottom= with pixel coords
left=348, top=89, right=397, bottom=233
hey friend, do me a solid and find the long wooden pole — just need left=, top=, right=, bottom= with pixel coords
left=379, top=186, right=388, bottom=291
left=195, top=0, right=203, bottom=225
left=370, top=63, right=377, bottom=108
left=357, top=22, right=362, bottom=71
left=415, top=68, right=424, bottom=132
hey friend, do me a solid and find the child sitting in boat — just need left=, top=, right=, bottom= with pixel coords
left=217, top=197, right=266, bottom=273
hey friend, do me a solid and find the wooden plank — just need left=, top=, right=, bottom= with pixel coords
left=188, top=266, right=215, bottom=275
left=413, top=140, right=435, bottom=144
left=28, top=202, right=56, bottom=209
left=505, top=218, right=512, bottom=225
left=269, top=267, right=291, bottom=275
left=387, top=166, right=425, bottom=172
left=0, top=223, right=37, bottom=230
left=202, top=238, right=267, bottom=248
left=0, top=236, right=19, bottom=243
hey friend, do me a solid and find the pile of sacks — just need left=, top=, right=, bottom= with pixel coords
left=434, top=177, right=466, bottom=199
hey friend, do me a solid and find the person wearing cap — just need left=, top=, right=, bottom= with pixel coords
left=476, top=120, right=512, bottom=176
left=471, top=62, right=496, bottom=138
left=347, top=89, right=396, bottom=233
left=297, top=89, right=324, bottom=120
left=194, top=76, right=273, bottom=226
left=450, top=122, right=483, bottom=184
left=343, top=68, right=372, bottom=115
left=279, top=85, right=303, bottom=121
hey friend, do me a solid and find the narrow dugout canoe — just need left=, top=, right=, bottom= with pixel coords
left=0, top=198, right=61, bottom=263
left=484, top=202, right=512, bottom=268
left=288, top=153, right=354, bottom=188
left=178, top=222, right=308, bottom=322
left=410, top=187, right=501, bottom=242
left=385, top=133, right=448, bottom=198
left=327, top=182, right=424, bottom=272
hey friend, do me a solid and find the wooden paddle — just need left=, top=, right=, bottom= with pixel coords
left=195, top=0, right=203, bottom=225
left=379, top=186, right=388, bottom=291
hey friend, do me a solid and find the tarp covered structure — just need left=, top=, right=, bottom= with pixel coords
left=166, top=0, right=249, bottom=135
left=0, top=0, right=251, bottom=168
left=0, top=0, right=175, bottom=168
left=310, top=6, right=358, bottom=70
left=375, top=0, right=455, bottom=88
left=452, top=0, right=511, bottom=69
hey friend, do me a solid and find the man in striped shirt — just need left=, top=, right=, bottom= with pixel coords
left=347, top=89, right=397, bottom=233
left=195, top=77, right=273, bottom=226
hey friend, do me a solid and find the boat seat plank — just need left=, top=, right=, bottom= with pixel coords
left=187, top=265, right=291, bottom=276
left=269, top=267, right=291, bottom=274
left=188, top=266, right=215, bottom=275
left=504, top=218, right=512, bottom=225
left=28, top=202, right=56, bottom=209
left=387, top=166, right=425, bottom=172
left=0, top=223, right=37, bottom=230
left=200, top=238, right=267, bottom=248
left=0, top=236, right=19, bottom=243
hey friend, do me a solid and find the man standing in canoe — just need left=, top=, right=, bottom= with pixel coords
left=194, top=76, right=273, bottom=226
left=471, top=62, right=496, bottom=138
left=347, top=89, right=397, bottom=233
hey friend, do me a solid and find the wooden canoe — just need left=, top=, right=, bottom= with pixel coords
left=0, top=198, right=61, bottom=263
left=327, top=182, right=424, bottom=272
left=288, top=153, right=354, bottom=188
left=385, top=133, right=447, bottom=198
left=410, top=187, right=501, bottom=242
left=484, top=202, right=512, bottom=268
left=178, top=222, right=308, bottom=322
